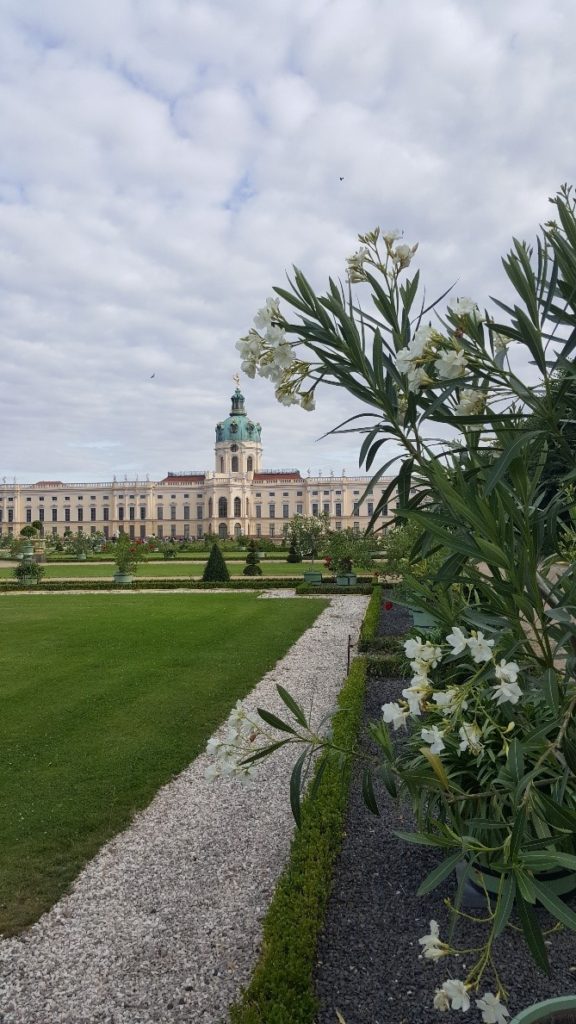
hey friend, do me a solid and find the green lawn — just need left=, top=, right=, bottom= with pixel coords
left=0, top=593, right=327, bottom=934
left=0, top=559, right=326, bottom=579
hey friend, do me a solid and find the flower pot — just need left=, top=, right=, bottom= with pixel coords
left=303, top=571, right=323, bottom=585
left=76, top=553, right=87, bottom=561
left=510, top=995, right=576, bottom=1024
left=336, top=573, right=357, bottom=586
left=113, top=572, right=134, bottom=585
left=457, top=860, right=576, bottom=910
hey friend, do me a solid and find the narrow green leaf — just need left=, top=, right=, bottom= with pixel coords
left=361, top=767, right=380, bottom=816
left=532, top=880, right=576, bottom=931
left=510, top=805, right=527, bottom=860
left=240, top=739, right=290, bottom=765
left=257, top=708, right=298, bottom=735
left=536, top=793, right=576, bottom=832
left=393, top=830, right=457, bottom=849
left=276, top=685, right=308, bottom=729
left=540, top=669, right=560, bottom=711
left=507, top=739, right=525, bottom=784
left=516, top=891, right=551, bottom=974
left=307, top=754, right=329, bottom=802
left=379, top=762, right=397, bottom=798
left=493, top=873, right=516, bottom=936
left=289, top=749, right=308, bottom=828
left=417, top=850, right=462, bottom=896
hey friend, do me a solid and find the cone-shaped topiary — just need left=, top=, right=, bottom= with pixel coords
left=286, top=542, right=302, bottom=563
left=243, top=538, right=262, bottom=576
left=202, top=542, right=230, bottom=582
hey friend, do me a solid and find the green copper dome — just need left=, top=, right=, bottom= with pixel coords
left=216, top=389, right=262, bottom=443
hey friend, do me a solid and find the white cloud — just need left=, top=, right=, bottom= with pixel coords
left=1, top=0, right=575, bottom=482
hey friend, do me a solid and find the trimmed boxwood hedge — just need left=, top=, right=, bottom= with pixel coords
left=357, top=584, right=382, bottom=649
left=228, top=656, right=369, bottom=1024
left=0, top=578, right=302, bottom=593
left=295, top=582, right=373, bottom=596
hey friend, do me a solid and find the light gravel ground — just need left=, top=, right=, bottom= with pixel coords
left=0, top=595, right=368, bottom=1024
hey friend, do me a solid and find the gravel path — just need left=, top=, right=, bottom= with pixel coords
left=0, top=595, right=368, bottom=1024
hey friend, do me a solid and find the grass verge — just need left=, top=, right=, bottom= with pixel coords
left=228, top=655, right=368, bottom=1024
left=0, top=593, right=327, bottom=935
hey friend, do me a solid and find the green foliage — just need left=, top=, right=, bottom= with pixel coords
left=323, top=528, right=375, bottom=575
left=287, top=513, right=330, bottom=559
left=202, top=542, right=231, bottom=582
left=286, top=542, right=302, bottom=563
left=19, top=525, right=37, bottom=538
left=376, top=520, right=445, bottom=580
left=243, top=538, right=263, bottom=576
left=229, top=658, right=367, bottom=1024
left=113, top=535, right=143, bottom=575
left=13, top=561, right=45, bottom=584
left=0, top=593, right=326, bottom=934
left=243, top=186, right=576, bottom=995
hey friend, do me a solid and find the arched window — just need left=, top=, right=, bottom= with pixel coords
left=220, top=457, right=224, bottom=473
left=231, top=456, right=239, bottom=472
left=218, top=497, right=227, bottom=518
left=247, top=456, right=253, bottom=472
left=234, top=523, right=242, bottom=538
left=234, top=496, right=241, bottom=516
left=218, top=522, right=228, bottom=538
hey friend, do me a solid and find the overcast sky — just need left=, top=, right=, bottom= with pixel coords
left=1, top=0, right=575, bottom=484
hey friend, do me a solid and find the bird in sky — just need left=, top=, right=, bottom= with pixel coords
left=339, top=176, right=344, bottom=181
left=149, top=374, right=155, bottom=379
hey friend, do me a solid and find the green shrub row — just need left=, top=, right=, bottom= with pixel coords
left=229, top=656, right=368, bottom=1024
left=0, top=578, right=301, bottom=594
left=365, top=652, right=407, bottom=678
left=357, top=584, right=382, bottom=649
left=295, top=582, right=373, bottom=596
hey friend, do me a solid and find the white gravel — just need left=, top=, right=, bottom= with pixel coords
left=0, top=595, right=368, bottom=1024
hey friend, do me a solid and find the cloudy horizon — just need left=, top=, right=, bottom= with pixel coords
left=1, top=0, right=575, bottom=484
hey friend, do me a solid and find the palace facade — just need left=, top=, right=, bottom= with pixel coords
left=0, top=389, right=396, bottom=541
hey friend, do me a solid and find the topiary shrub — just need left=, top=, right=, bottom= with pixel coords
left=202, top=542, right=230, bottom=582
left=243, top=539, right=262, bottom=576
left=286, top=542, right=302, bottom=563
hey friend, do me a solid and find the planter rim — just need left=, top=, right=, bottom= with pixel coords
left=510, top=994, right=576, bottom=1024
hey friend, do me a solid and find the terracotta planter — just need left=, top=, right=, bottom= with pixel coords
left=510, top=995, right=576, bottom=1024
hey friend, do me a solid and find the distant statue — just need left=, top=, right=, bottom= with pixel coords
left=232, top=372, right=240, bottom=387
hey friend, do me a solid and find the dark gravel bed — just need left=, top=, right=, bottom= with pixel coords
left=376, top=592, right=413, bottom=638
left=314, top=600, right=576, bottom=1024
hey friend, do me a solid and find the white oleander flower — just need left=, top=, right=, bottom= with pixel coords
left=265, top=324, right=287, bottom=347
left=253, top=297, right=281, bottom=329
left=393, top=243, right=413, bottom=265
left=397, top=348, right=417, bottom=375
left=449, top=296, right=483, bottom=322
left=476, top=992, right=510, bottom=1024
left=441, top=979, right=471, bottom=1012
left=300, top=390, right=316, bottom=412
left=404, top=637, right=426, bottom=660
left=466, top=631, right=495, bottom=663
left=456, top=389, right=485, bottom=416
left=494, top=659, right=519, bottom=684
left=412, top=323, right=436, bottom=355
left=446, top=626, right=468, bottom=656
left=240, top=358, right=257, bottom=379
left=458, top=721, right=484, bottom=754
left=275, top=388, right=299, bottom=407
left=406, top=364, right=432, bottom=392
left=432, top=689, right=458, bottom=713
left=418, top=641, right=443, bottom=667
left=493, top=332, right=510, bottom=354
left=434, top=348, right=468, bottom=379
left=421, top=725, right=446, bottom=754
left=382, top=701, right=409, bottom=730
left=433, top=987, right=451, bottom=1011
left=419, top=920, right=448, bottom=960
left=402, top=684, right=426, bottom=716
left=383, top=228, right=402, bottom=245
left=491, top=679, right=522, bottom=706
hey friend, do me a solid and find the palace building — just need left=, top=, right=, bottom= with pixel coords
left=0, top=389, right=396, bottom=541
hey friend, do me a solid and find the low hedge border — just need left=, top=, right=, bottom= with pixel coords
left=0, top=578, right=301, bottom=594
left=357, top=584, right=382, bottom=649
left=365, top=652, right=407, bottom=678
left=228, top=657, right=369, bottom=1024
left=295, top=582, right=373, bottom=596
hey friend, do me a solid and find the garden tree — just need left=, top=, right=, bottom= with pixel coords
left=286, top=541, right=302, bottom=563
left=19, top=525, right=38, bottom=538
left=287, top=512, right=329, bottom=560
left=225, top=187, right=576, bottom=1014
left=243, top=539, right=262, bottom=576
left=323, top=528, right=374, bottom=575
left=202, top=542, right=230, bottom=582
left=113, top=534, right=143, bottom=576
left=376, top=519, right=446, bottom=580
